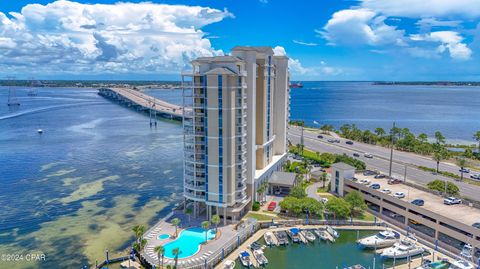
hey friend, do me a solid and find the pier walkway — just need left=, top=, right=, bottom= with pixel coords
left=98, top=88, right=188, bottom=121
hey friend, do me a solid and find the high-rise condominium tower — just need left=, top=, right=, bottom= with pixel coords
left=181, top=46, right=289, bottom=224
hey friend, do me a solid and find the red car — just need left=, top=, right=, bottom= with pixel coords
left=388, top=178, right=402, bottom=185
left=267, top=202, right=277, bottom=211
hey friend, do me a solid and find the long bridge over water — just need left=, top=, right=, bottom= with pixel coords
left=98, top=87, right=187, bottom=122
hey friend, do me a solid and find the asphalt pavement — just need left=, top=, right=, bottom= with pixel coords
left=288, top=126, right=480, bottom=201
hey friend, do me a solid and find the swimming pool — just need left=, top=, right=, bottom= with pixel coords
left=158, top=234, right=170, bottom=240
left=163, top=227, right=216, bottom=259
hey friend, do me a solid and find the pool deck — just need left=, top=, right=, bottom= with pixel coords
left=142, top=211, right=238, bottom=268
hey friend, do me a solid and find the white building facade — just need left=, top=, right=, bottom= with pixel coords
left=181, top=46, right=290, bottom=223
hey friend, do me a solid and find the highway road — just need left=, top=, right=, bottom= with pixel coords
left=287, top=126, right=480, bottom=201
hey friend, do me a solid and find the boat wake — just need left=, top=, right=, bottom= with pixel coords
left=0, top=102, right=105, bottom=120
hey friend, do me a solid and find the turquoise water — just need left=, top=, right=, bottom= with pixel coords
left=158, top=234, right=170, bottom=240
left=164, top=227, right=216, bottom=259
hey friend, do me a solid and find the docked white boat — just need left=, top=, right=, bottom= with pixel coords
left=304, top=230, right=316, bottom=242
left=326, top=226, right=339, bottom=238
left=253, top=249, right=268, bottom=266
left=238, top=251, right=252, bottom=267
left=264, top=231, right=275, bottom=246
left=449, top=259, right=475, bottom=269
left=315, top=229, right=329, bottom=241
left=357, top=229, right=400, bottom=249
left=223, top=260, right=236, bottom=269
left=380, top=238, right=424, bottom=259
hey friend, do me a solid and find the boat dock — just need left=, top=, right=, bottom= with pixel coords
left=298, top=230, right=308, bottom=244
left=246, top=248, right=260, bottom=268
left=98, top=88, right=188, bottom=121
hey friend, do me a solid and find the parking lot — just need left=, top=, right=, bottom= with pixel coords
left=352, top=173, right=480, bottom=227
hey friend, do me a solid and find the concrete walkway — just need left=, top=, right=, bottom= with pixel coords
left=306, top=182, right=323, bottom=201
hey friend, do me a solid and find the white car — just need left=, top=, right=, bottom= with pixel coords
left=364, top=153, right=373, bottom=158
left=393, top=192, right=405, bottom=198
left=444, top=197, right=462, bottom=205
left=470, top=174, right=480, bottom=180
left=382, top=188, right=392, bottom=194
left=359, top=179, right=371, bottom=185
left=321, top=197, right=329, bottom=204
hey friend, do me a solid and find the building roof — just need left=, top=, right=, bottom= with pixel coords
left=268, top=171, right=297, bottom=187
left=231, top=46, right=274, bottom=54
left=331, top=162, right=356, bottom=171
left=204, top=67, right=238, bottom=76
left=193, top=55, right=243, bottom=64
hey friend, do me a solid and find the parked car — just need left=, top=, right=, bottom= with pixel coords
left=353, top=152, right=360, bottom=157
left=473, top=222, right=480, bottom=229
left=370, top=183, right=381, bottom=189
left=335, top=139, right=341, bottom=143
left=327, top=139, right=335, bottom=143
left=317, top=135, right=323, bottom=139
left=459, top=168, right=470, bottom=173
left=388, top=178, right=402, bottom=185
left=321, top=198, right=329, bottom=204
left=364, top=153, right=373, bottom=158
left=443, top=197, right=462, bottom=205
left=374, top=174, right=386, bottom=179
left=382, top=188, right=391, bottom=194
left=359, top=179, right=371, bottom=185
left=411, top=199, right=425, bottom=206
left=363, top=170, right=376, bottom=176
left=267, top=202, right=277, bottom=211
left=393, top=192, right=405, bottom=198
left=470, top=174, right=480, bottom=180
left=346, top=140, right=354, bottom=145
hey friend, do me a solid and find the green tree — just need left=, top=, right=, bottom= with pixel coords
left=154, top=245, right=165, bottom=269
left=374, top=127, right=386, bottom=137
left=474, top=131, right=480, bottom=154
left=172, top=247, right=180, bottom=269
left=211, top=214, right=221, bottom=237
left=435, top=131, right=446, bottom=144
left=289, top=185, right=307, bottom=199
left=457, top=157, right=466, bottom=181
left=201, top=220, right=210, bottom=243
left=433, top=147, right=449, bottom=173
left=184, top=207, right=193, bottom=223
left=325, top=197, right=351, bottom=219
left=171, top=218, right=181, bottom=238
left=418, top=133, right=428, bottom=143
left=132, top=225, right=145, bottom=249
left=319, top=172, right=328, bottom=188
left=427, top=179, right=459, bottom=195
left=279, top=196, right=302, bottom=216
left=301, top=197, right=324, bottom=216
left=344, top=191, right=367, bottom=218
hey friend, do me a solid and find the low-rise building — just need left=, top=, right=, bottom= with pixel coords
left=331, top=163, right=480, bottom=258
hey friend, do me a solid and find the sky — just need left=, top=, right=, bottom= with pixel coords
left=0, top=0, right=480, bottom=81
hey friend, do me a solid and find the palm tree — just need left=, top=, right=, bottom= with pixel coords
left=434, top=131, right=445, bottom=144
left=201, top=220, right=210, bottom=243
left=320, top=172, right=328, bottom=188
left=474, top=131, right=480, bottom=154
left=132, top=225, right=145, bottom=246
left=154, top=245, right=165, bottom=269
left=433, top=147, right=449, bottom=173
left=172, top=247, right=180, bottom=268
left=418, top=133, right=428, bottom=143
left=184, top=207, right=193, bottom=224
left=457, top=157, right=466, bottom=181
left=374, top=127, right=386, bottom=137
left=171, top=218, right=181, bottom=238
left=211, top=215, right=221, bottom=237
left=133, top=238, right=147, bottom=252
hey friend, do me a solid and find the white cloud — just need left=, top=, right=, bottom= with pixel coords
left=320, top=9, right=405, bottom=46
left=293, top=40, right=318, bottom=46
left=410, top=31, right=472, bottom=60
left=320, top=0, right=477, bottom=60
left=361, top=0, right=480, bottom=19
left=0, top=1, right=233, bottom=75
left=273, top=46, right=342, bottom=77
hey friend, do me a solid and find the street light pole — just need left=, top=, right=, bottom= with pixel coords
left=301, top=121, right=305, bottom=155
left=389, top=122, right=396, bottom=177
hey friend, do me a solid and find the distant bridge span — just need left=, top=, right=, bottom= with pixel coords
left=98, top=88, right=189, bottom=121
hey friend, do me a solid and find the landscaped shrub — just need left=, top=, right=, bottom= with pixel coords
left=252, top=201, right=260, bottom=211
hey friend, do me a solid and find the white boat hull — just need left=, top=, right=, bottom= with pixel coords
left=381, top=248, right=424, bottom=259
left=357, top=238, right=397, bottom=249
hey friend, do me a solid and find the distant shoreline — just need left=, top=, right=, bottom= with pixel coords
left=374, top=81, right=480, bottom=86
